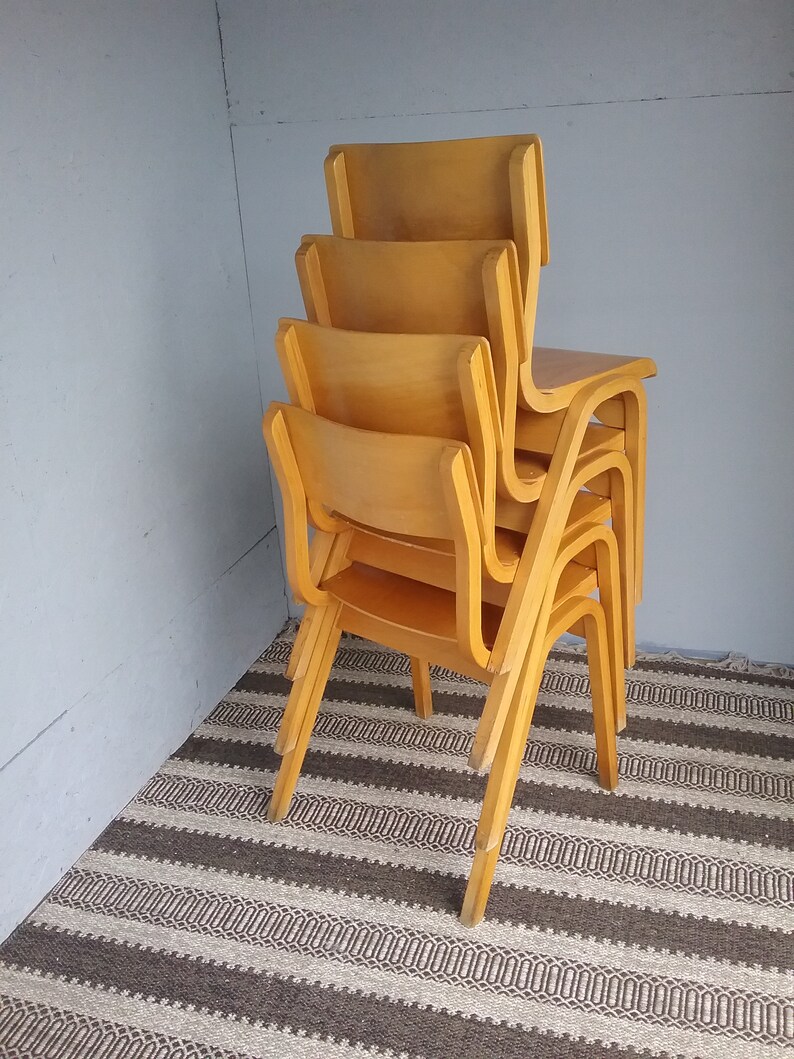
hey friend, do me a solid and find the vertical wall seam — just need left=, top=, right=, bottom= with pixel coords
left=214, top=0, right=289, bottom=614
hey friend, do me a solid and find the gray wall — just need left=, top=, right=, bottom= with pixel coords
left=219, top=0, right=794, bottom=664
left=0, top=1, right=287, bottom=940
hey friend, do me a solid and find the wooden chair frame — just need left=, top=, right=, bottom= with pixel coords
left=461, top=593, right=617, bottom=926
left=267, top=394, right=628, bottom=754
left=294, top=237, right=644, bottom=628
left=324, top=134, right=550, bottom=302
left=265, top=400, right=620, bottom=924
left=277, top=319, right=514, bottom=584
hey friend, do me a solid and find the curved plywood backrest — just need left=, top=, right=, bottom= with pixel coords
left=297, top=234, right=503, bottom=337
left=325, top=133, right=549, bottom=269
left=276, top=319, right=503, bottom=575
left=277, top=318, right=493, bottom=439
left=271, top=401, right=478, bottom=544
left=295, top=234, right=533, bottom=500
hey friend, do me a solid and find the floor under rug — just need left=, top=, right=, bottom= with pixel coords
left=1, top=626, right=792, bottom=1058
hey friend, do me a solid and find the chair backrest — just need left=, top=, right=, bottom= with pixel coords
left=295, top=234, right=544, bottom=499
left=325, top=134, right=549, bottom=297
left=277, top=318, right=490, bottom=433
left=277, top=318, right=513, bottom=579
left=296, top=234, right=526, bottom=415
left=263, top=401, right=489, bottom=667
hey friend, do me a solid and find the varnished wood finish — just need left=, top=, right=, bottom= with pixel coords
left=490, top=376, right=646, bottom=681
left=325, top=133, right=549, bottom=274
left=268, top=616, right=342, bottom=821
left=294, top=236, right=647, bottom=598
left=531, top=345, right=656, bottom=394
left=276, top=315, right=637, bottom=700
left=264, top=403, right=492, bottom=672
left=318, top=134, right=655, bottom=597
left=264, top=398, right=625, bottom=926
left=277, top=319, right=512, bottom=582
left=469, top=517, right=624, bottom=772
left=294, top=235, right=633, bottom=509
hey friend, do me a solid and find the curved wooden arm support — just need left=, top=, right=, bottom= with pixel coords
left=470, top=519, right=623, bottom=771
left=490, top=375, right=644, bottom=676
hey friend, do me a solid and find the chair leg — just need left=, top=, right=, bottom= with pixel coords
left=621, top=390, right=647, bottom=606
left=581, top=605, right=619, bottom=790
left=594, top=389, right=647, bottom=616
left=410, top=658, right=433, bottom=719
left=461, top=651, right=544, bottom=926
left=460, top=845, right=501, bottom=928
left=284, top=531, right=338, bottom=680
left=609, top=467, right=636, bottom=670
left=285, top=608, right=313, bottom=680
left=269, top=617, right=342, bottom=822
left=468, top=665, right=521, bottom=772
left=593, top=532, right=627, bottom=733
left=274, top=605, right=336, bottom=757
left=588, top=460, right=635, bottom=669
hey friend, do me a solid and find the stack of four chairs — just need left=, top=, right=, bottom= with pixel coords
left=263, top=134, right=656, bottom=926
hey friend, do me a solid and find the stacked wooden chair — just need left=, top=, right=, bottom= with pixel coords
left=262, top=134, right=656, bottom=926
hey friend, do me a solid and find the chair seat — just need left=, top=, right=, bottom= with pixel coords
left=342, top=488, right=610, bottom=606
left=323, top=562, right=500, bottom=648
left=323, top=558, right=597, bottom=663
left=496, top=487, right=611, bottom=535
left=524, top=346, right=656, bottom=411
left=514, top=407, right=625, bottom=458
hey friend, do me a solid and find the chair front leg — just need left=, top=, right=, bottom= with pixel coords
left=461, top=644, right=544, bottom=926
left=269, top=606, right=341, bottom=822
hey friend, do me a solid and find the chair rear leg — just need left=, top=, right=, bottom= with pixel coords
left=410, top=658, right=433, bottom=719
left=284, top=531, right=338, bottom=680
left=594, top=533, right=627, bottom=733
left=468, top=665, right=521, bottom=772
left=595, top=387, right=647, bottom=608
left=582, top=605, right=619, bottom=790
left=609, top=467, right=636, bottom=669
left=588, top=461, right=635, bottom=668
left=623, top=390, right=647, bottom=605
left=285, top=608, right=314, bottom=680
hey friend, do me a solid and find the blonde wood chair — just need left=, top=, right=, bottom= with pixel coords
left=277, top=317, right=629, bottom=747
left=263, top=401, right=619, bottom=925
left=294, top=235, right=639, bottom=659
left=267, top=392, right=628, bottom=768
left=323, top=137, right=656, bottom=599
left=278, top=321, right=512, bottom=586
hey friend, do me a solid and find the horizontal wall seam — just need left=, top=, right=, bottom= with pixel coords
left=230, top=87, right=794, bottom=128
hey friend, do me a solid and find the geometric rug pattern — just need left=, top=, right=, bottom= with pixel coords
left=2, top=625, right=792, bottom=1057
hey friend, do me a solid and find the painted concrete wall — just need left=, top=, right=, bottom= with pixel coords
left=219, top=0, right=794, bottom=663
left=0, top=1, right=287, bottom=940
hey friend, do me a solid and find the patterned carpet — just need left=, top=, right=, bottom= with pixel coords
left=1, top=625, right=792, bottom=1058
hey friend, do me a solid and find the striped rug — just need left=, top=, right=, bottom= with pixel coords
left=2, top=626, right=793, bottom=1059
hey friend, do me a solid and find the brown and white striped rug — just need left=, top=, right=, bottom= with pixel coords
left=2, top=625, right=793, bottom=1058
